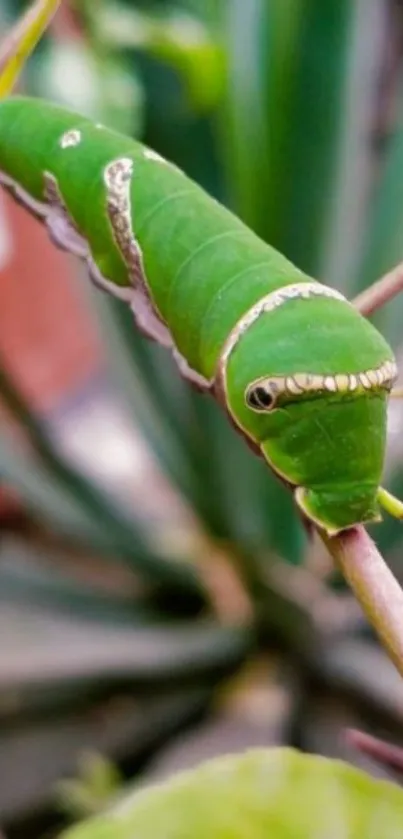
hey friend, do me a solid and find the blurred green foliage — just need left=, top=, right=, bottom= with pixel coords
left=1, top=0, right=403, bottom=830
left=59, top=748, right=403, bottom=839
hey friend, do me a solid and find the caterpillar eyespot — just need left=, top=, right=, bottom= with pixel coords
left=246, top=384, right=277, bottom=412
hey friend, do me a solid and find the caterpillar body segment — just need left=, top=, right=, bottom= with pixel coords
left=0, top=0, right=401, bottom=536
left=0, top=97, right=308, bottom=381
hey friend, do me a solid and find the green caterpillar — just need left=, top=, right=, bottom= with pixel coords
left=0, top=0, right=402, bottom=536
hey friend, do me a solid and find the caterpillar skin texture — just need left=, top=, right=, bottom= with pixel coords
left=0, top=96, right=396, bottom=535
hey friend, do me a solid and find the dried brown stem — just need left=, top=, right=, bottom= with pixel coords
left=321, top=525, right=403, bottom=678
left=353, top=261, right=403, bottom=316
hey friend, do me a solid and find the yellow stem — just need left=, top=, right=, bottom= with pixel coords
left=0, top=0, right=61, bottom=98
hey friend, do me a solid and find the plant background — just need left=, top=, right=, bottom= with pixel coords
left=1, top=0, right=403, bottom=836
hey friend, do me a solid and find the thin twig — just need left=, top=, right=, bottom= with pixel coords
left=346, top=729, right=403, bottom=774
left=353, top=261, right=403, bottom=316
left=321, top=525, right=403, bottom=679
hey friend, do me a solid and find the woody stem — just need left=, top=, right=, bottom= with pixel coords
left=353, top=261, right=403, bottom=315
left=320, top=525, right=403, bottom=679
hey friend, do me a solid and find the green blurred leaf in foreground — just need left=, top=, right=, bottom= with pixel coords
left=59, top=748, right=403, bottom=838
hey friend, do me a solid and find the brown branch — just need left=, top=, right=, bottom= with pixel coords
left=321, top=525, right=403, bottom=679
left=353, top=261, right=403, bottom=316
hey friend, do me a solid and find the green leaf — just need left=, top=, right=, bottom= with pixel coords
left=0, top=364, right=203, bottom=595
left=93, top=293, right=304, bottom=563
left=356, top=88, right=403, bottom=298
left=354, top=84, right=403, bottom=351
left=88, top=292, right=204, bottom=514
left=0, top=536, right=153, bottom=625
left=58, top=747, right=403, bottom=839
left=30, top=39, right=145, bottom=137
left=219, top=0, right=304, bottom=243
left=56, top=752, right=123, bottom=820
left=88, top=1, right=224, bottom=112
left=219, top=0, right=359, bottom=279
left=277, top=0, right=359, bottom=277
left=0, top=433, right=114, bottom=552
left=319, top=1, right=386, bottom=294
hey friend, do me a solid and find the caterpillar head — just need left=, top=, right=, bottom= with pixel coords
left=216, top=286, right=397, bottom=535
